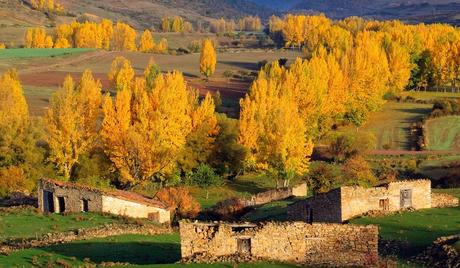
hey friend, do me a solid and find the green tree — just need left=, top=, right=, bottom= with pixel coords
left=190, top=163, right=222, bottom=200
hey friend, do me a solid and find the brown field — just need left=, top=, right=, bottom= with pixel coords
left=4, top=49, right=302, bottom=116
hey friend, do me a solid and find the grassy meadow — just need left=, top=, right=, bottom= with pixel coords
left=425, top=116, right=460, bottom=151
left=0, top=48, right=94, bottom=59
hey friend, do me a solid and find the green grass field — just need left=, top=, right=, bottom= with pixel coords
left=0, top=48, right=94, bottom=59
left=401, top=91, right=460, bottom=101
left=241, top=199, right=298, bottom=222
left=0, top=208, right=121, bottom=242
left=424, top=116, right=460, bottom=151
left=0, top=233, right=298, bottom=268
left=351, top=207, right=460, bottom=254
left=360, top=101, right=432, bottom=150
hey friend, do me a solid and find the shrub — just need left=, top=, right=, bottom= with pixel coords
left=308, top=162, right=343, bottom=193
left=328, top=131, right=376, bottom=162
left=187, top=40, right=201, bottom=53
left=342, top=155, right=377, bottom=187
left=0, top=166, right=29, bottom=197
left=155, top=187, right=201, bottom=219
left=189, top=164, right=223, bottom=199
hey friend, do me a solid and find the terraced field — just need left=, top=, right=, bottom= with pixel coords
left=425, top=116, right=460, bottom=151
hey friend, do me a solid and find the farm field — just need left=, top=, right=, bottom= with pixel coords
left=2, top=48, right=302, bottom=116
left=356, top=101, right=432, bottom=150
left=0, top=48, right=93, bottom=59
left=424, top=116, right=460, bottom=151
left=401, top=90, right=460, bottom=100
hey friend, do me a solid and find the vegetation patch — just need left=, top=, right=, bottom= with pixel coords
left=0, top=48, right=93, bottom=59
left=424, top=116, right=460, bottom=151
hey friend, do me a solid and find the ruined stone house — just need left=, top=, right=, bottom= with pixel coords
left=288, top=180, right=432, bottom=223
left=180, top=221, right=379, bottom=267
left=38, top=178, right=171, bottom=224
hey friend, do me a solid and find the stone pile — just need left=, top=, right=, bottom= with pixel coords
left=431, top=193, right=459, bottom=208
left=182, top=253, right=265, bottom=264
left=415, top=235, right=460, bottom=268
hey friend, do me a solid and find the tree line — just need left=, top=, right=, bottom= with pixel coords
left=269, top=14, right=460, bottom=91
left=25, top=20, right=168, bottom=53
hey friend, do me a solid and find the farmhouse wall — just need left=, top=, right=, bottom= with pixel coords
left=102, top=196, right=170, bottom=223
left=180, top=221, right=379, bottom=267
left=431, top=192, right=459, bottom=208
left=38, top=179, right=103, bottom=213
left=287, top=189, right=341, bottom=223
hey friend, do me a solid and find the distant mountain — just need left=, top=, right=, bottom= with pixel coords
left=246, top=0, right=301, bottom=11
left=291, top=0, right=459, bottom=24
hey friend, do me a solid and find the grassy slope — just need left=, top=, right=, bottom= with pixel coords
left=0, top=233, right=297, bottom=267
left=360, top=101, right=432, bottom=150
left=425, top=116, right=460, bottom=151
left=351, top=207, right=460, bottom=253
left=0, top=208, right=121, bottom=241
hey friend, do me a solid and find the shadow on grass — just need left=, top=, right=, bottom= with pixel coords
left=219, top=61, right=259, bottom=71
left=226, top=179, right=270, bottom=195
left=41, top=241, right=181, bottom=265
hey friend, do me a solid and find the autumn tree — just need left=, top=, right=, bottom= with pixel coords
left=155, top=38, right=168, bottom=54
left=238, top=64, right=314, bottom=187
left=45, top=72, right=102, bottom=178
left=112, top=22, right=137, bottom=51
left=155, top=187, right=201, bottom=219
left=177, top=92, right=218, bottom=172
left=138, top=29, right=155, bottom=53
left=199, top=39, right=217, bottom=78
left=101, top=72, right=193, bottom=185
left=25, top=28, right=53, bottom=48
left=108, top=57, right=135, bottom=91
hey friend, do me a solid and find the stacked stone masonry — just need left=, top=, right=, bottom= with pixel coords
left=38, top=178, right=171, bottom=223
left=431, top=192, right=459, bottom=208
left=288, top=180, right=432, bottom=223
left=180, top=221, right=379, bottom=267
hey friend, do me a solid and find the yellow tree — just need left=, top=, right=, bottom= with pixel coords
left=238, top=65, right=313, bottom=187
left=199, top=39, right=217, bottom=78
left=112, top=22, right=137, bottom=51
left=156, top=38, right=168, bottom=54
left=45, top=74, right=101, bottom=179
left=386, top=41, right=412, bottom=94
left=101, top=72, right=193, bottom=184
left=178, top=92, right=219, bottom=171
left=108, top=57, right=135, bottom=91
left=138, top=29, right=155, bottom=53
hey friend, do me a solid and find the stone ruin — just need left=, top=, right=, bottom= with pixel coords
left=179, top=221, right=379, bottom=267
left=38, top=178, right=171, bottom=223
left=287, top=179, right=440, bottom=223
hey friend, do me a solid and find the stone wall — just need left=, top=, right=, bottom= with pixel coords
left=102, top=196, right=170, bottom=223
left=288, top=180, right=432, bottom=223
left=38, top=179, right=103, bottom=213
left=38, top=179, right=170, bottom=224
left=287, top=188, right=341, bottom=223
left=431, top=192, right=459, bottom=208
left=180, top=221, right=379, bottom=267
left=211, top=183, right=308, bottom=219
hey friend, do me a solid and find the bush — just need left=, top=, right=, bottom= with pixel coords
left=342, top=155, right=377, bottom=187
left=328, top=131, right=376, bottom=162
left=155, top=187, right=201, bottom=220
left=308, top=162, right=343, bottom=193
left=0, top=166, right=29, bottom=197
left=187, top=40, right=201, bottom=53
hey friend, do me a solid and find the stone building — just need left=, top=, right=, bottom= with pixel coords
left=288, top=180, right=432, bottom=223
left=180, top=221, right=379, bottom=267
left=38, top=179, right=171, bottom=224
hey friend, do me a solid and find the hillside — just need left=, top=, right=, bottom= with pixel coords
left=291, top=0, right=460, bottom=24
